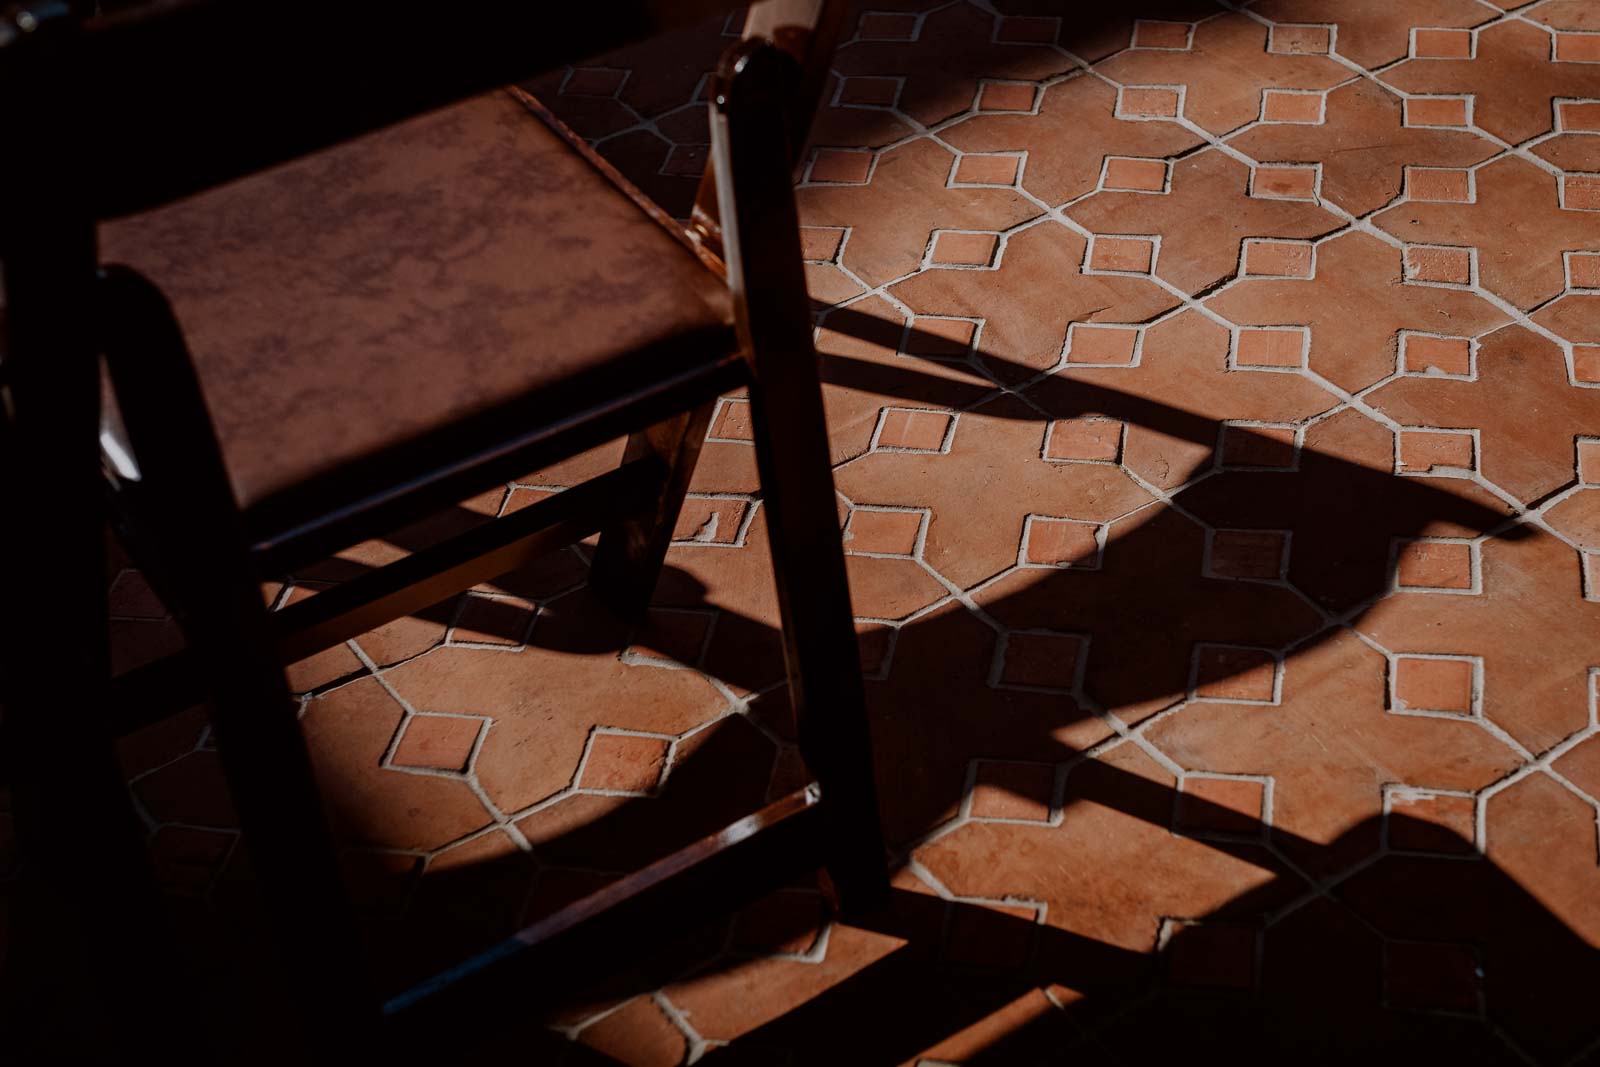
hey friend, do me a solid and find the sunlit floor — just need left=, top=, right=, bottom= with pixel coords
left=100, top=1, right=1600, bottom=1062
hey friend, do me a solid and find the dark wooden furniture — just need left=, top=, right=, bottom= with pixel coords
left=0, top=0, right=882, bottom=1057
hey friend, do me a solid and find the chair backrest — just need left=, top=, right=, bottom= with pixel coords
left=0, top=0, right=750, bottom=222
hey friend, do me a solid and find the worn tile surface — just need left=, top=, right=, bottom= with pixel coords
left=54, top=0, right=1600, bottom=1063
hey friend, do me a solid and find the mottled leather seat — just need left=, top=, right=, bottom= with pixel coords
left=100, top=89, right=734, bottom=523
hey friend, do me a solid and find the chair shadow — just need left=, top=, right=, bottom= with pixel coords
left=53, top=3, right=1579, bottom=1060
left=270, top=311, right=1581, bottom=1062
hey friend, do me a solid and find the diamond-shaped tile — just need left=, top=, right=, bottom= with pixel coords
left=392, top=714, right=483, bottom=772
left=845, top=508, right=924, bottom=555
left=970, top=761, right=1054, bottom=821
left=1043, top=418, right=1123, bottom=463
left=1024, top=518, right=1102, bottom=567
left=451, top=593, right=536, bottom=647
left=1393, top=656, right=1475, bottom=714
left=1395, top=540, right=1475, bottom=590
left=999, top=631, right=1084, bottom=689
left=1193, top=645, right=1278, bottom=702
left=1209, top=530, right=1288, bottom=580
left=581, top=732, right=671, bottom=793
left=1166, top=921, right=1258, bottom=989
left=1177, top=776, right=1265, bottom=835
left=1388, top=791, right=1476, bottom=853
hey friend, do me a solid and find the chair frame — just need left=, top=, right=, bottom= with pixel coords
left=0, top=0, right=883, bottom=1056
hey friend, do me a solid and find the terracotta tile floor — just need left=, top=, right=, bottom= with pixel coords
left=81, top=0, right=1600, bottom=1062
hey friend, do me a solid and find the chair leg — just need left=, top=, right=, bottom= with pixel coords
left=589, top=403, right=715, bottom=623
left=749, top=395, right=888, bottom=914
left=0, top=123, right=186, bottom=1057
left=710, top=41, right=889, bottom=915
left=99, top=268, right=375, bottom=1058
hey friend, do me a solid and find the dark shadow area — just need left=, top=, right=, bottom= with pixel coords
left=74, top=311, right=1576, bottom=1064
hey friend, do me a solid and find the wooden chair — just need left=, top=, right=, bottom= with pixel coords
left=0, top=0, right=883, bottom=1056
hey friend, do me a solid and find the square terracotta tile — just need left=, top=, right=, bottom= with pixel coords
left=627, top=608, right=714, bottom=666
left=1398, top=429, right=1475, bottom=473
left=845, top=508, right=923, bottom=556
left=1043, top=417, right=1123, bottom=463
left=1133, top=20, right=1192, bottom=50
left=1269, top=24, right=1331, bottom=55
left=1221, top=424, right=1298, bottom=468
left=1570, top=253, right=1600, bottom=290
left=662, top=145, right=707, bottom=177
left=1024, top=517, right=1102, bottom=568
left=978, top=82, right=1037, bottom=113
left=1388, top=791, right=1477, bottom=854
left=998, top=632, right=1084, bottom=690
left=1559, top=100, right=1600, bottom=132
left=1118, top=87, right=1181, bottom=119
left=1406, top=167, right=1473, bottom=202
left=1401, top=334, right=1473, bottom=376
left=673, top=497, right=749, bottom=544
left=709, top=397, right=754, bottom=441
left=1385, top=942, right=1482, bottom=1014
left=562, top=67, right=627, bottom=97
left=1208, top=530, right=1289, bottom=580
left=800, top=227, right=846, bottom=262
left=1563, top=175, right=1600, bottom=211
left=1395, top=540, right=1476, bottom=590
left=391, top=714, right=482, bottom=772
left=1577, top=345, right=1600, bottom=383
left=931, top=230, right=1000, bottom=267
left=970, top=760, right=1055, bottom=821
left=905, top=316, right=977, bottom=357
left=1412, top=28, right=1473, bottom=59
left=943, top=902, right=1039, bottom=969
left=837, top=76, right=900, bottom=107
left=1234, top=327, right=1307, bottom=367
left=451, top=593, right=536, bottom=647
left=1177, top=776, right=1266, bottom=836
left=1102, top=157, right=1169, bottom=192
left=953, top=154, right=1020, bottom=186
left=1393, top=655, right=1476, bottom=714
left=1260, top=90, right=1324, bottom=124
left=1193, top=645, right=1279, bottom=702
left=1404, top=244, right=1473, bottom=285
left=1165, top=922, right=1258, bottom=989
left=732, top=890, right=828, bottom=957
left=1555, top=33, right=1600, bottom=63
left=108, top=569, right=166, bottom=619
left=809, top=149, right=873, bottom=184
left=581, top=732, right=670, bottom=793
left=1065, top=324, right=1141, bottom=365
left=1404, top=97, right=1470, bottom=128
left=1242, top=239, right=1313, bottom=278
left=1578, top=439, right=1600, bottom=484
left=996, top=16, right=1058, bottom=45
left=874, top=408, right=954, bottom=452
left=1089, top=235, right=1155, bottom=274
left=857, top=12, right=917, bottom=40
left=1251, top=165, right=1318, bottom=201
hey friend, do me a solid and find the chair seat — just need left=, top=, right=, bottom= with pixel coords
left=100, top=90, right=734, bottom=524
